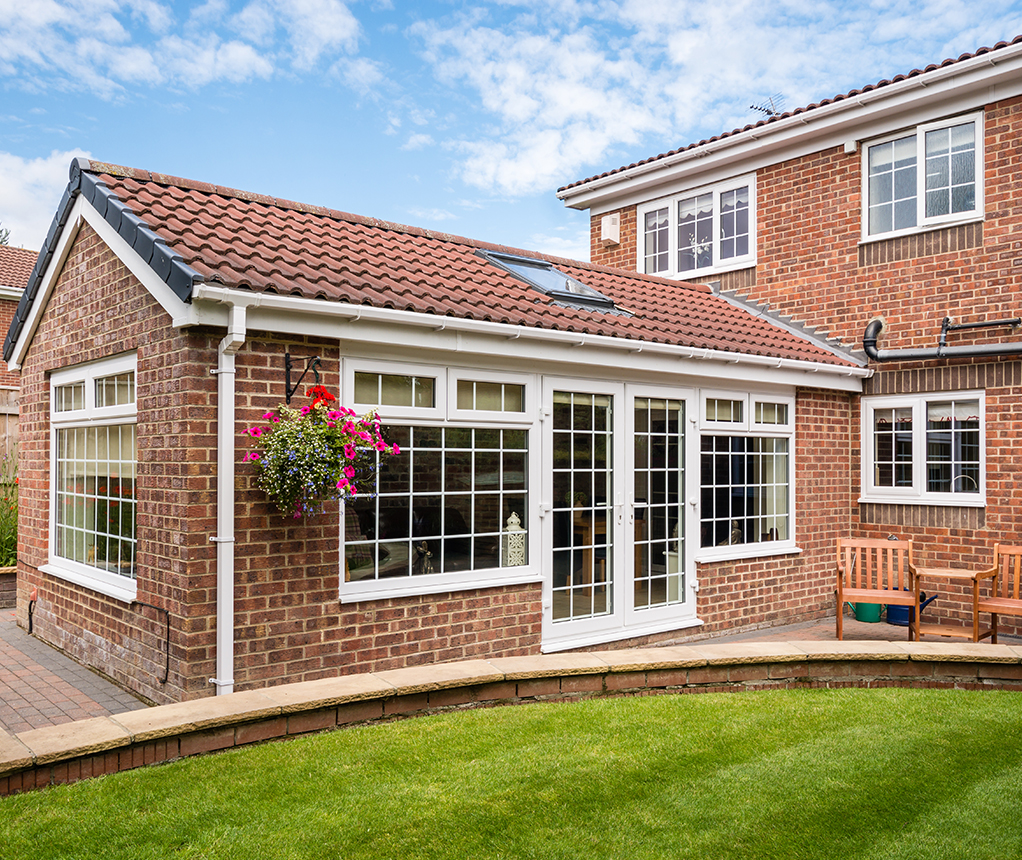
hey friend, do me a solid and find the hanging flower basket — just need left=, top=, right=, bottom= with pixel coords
left=243, top=385, right=398, bottom=518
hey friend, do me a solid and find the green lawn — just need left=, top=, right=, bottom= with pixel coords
left=3, top=688, right=1022, bottom=859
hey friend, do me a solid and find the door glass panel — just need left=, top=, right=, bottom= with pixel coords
left=552, top=391, right=613, bottom=621
left=633, top=398, right=685, bottom=610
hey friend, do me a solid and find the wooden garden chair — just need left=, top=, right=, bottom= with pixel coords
left=836, top=538, right=917, bottom=640
left=972, top=544, right=1022, bottom=643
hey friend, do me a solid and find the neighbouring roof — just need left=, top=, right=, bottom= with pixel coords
left=4, top=158, right=859, bottom=368
left=559, top=35, right=1022, bottom=194
left=0, top=246, right=37, bottom=292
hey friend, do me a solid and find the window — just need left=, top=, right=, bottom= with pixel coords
left=862, top=392, right=984, bottom=505
left=863, top=112, right=983, bottom=238
left=48, top=354, right=137, bottom=602
left=698, top=393, right=793, bottom=553
left=637, top=175, right=756, bottom=279
left=480, top=250, right=617, bottom=310
left=341, top=362, right=537, bottom=600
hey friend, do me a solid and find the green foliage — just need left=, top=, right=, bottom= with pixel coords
left=243, top=386, right=397, bottom=518
left=0, top=450, right=17, bottom=566
left=3, top=689, right=1022, bottom=859
left=0, top=222, right=9, bottom=245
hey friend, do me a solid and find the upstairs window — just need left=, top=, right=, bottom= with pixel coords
left=637, top=175, right=756, bottom=280
left=863, top=112, right=983, bottom=239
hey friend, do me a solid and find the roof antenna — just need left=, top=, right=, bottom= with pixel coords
left=750, top=93, right=785, bottom=118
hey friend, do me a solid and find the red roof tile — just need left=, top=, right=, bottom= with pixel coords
left=80, top=161, right=853, bottom=367
left=0, top=246, right=37, bottom=291
left=559, top=35, right=1022, bottom=193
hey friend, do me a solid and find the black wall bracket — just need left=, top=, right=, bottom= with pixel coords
left=284, top=353, right=321, bottom=404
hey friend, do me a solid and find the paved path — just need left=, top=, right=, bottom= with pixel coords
left=0, top=612, right=148, bottom=735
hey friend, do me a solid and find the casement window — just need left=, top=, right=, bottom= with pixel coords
left=47, top=354, right=138, bottom=602
left=341, top=362, right=537, bottom=601
left=638, top=175, right=756, bottom=279
left=861, top=392, right=984, bottom=506
left=698, top=393, right=794, bottom=556
left=863, top=112, right=983, bottom=239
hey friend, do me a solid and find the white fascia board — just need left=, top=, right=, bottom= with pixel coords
left=7, top=196, right=209, bottom=370
left=560, top=45, right=1022, bottom=213
left=193, top=284, right=868, bottom=392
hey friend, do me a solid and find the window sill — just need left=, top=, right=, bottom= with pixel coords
left=858, top=213, right=983, bottom=246
left=40, top=561, right=137, bottom=603
left=339, top=567, right=542, bottom=603
left=695, top=544, right=802, bottom=564
left=858, top=494, right=985, bottom=508
left=671, top=260, right=757, bottom=282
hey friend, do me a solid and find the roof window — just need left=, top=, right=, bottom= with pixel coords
left=481, top=251, right=617, bottom=311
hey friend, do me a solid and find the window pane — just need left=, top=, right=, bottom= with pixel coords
left=926, top=399, right=980, bottom=493
left=699, top=435, right=788, bottom=548
left=924, top=122, right=975, bottom=219
left=678, top=193, right=713, bottom=272
left=706, top=398, right=742, bottom=423
left=644, top=208, right=669, bottom=274
left=346, top=423, right=529, bottom=580
left=55, top=382, right=85, bottom=412
left=868, top=136, right=916, bottom=235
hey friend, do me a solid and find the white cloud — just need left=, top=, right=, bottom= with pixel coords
left=332, top=56, right=387, bottom=95
left=406, top=207, right=457, bottom=222
left=276, top=0, right=360, bottom=71
left=527, top=228, right=591, bottom=262
left=0, top=149, right=87, bottom=251
left=401, top=133, right=434, bottom=150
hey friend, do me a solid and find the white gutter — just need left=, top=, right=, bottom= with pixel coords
left=191, top=284, right=870, bottom=381
left=209, top=302, right=247, bottom=695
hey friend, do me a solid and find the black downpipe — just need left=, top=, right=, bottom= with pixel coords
left=864, top=317, right=1022, bottom=362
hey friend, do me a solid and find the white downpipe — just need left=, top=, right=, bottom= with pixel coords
left=210, top=303, right=247, bottom=695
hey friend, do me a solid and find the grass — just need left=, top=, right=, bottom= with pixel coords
left=3, top=688, right=1022, bottom=859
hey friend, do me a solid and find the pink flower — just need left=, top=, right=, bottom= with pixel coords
left=349, top=485, right=358, bottom=497
left=344, top=465, right=355, bottom=479
left=336, top=477, right=349, bottom=490
left=247, top=426, right=263, bottom=438
left=300, top=406, right=312, bottom=416
left=262, top=412, right=276, bottom=420
left=391, top=443, right=400, bottom=455
left=328, top=411, right=343, bottom=421
left=244, top=452, right=260, bottom=462
left=344, top=444, right=356, bottom=460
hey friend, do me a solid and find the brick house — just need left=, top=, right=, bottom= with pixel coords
left=3, top=157, right=862, bottom=704
left=559, top=36, right=1022, bottom=637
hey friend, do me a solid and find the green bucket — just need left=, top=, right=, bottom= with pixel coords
left=854, top=602, right=883, bottom=623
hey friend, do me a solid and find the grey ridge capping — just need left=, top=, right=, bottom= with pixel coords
left=2, top=158, right=202, bottom=363
left=710, top=283, right=866, bottom=366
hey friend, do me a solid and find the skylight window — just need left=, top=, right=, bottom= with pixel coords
left=481, top=251, right=617, bottom=310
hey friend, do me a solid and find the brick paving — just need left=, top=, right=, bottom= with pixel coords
left=0, top=612, right=148, bottom=735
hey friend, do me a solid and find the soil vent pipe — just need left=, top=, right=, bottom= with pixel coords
left=863, top=316, right=1022, bottom=362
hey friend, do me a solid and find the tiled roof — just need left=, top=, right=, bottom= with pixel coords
left=0, top=246, right=37, bottom=291
left=559, top=35, right=1022, bottom=193
left=5, top=159, right=859, bottom=368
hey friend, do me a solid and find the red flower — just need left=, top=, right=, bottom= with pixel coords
left=309, top=385, right=337, bottom=408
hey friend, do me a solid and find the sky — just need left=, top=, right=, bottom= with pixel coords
left=2, top=1, right=1022, bottom=262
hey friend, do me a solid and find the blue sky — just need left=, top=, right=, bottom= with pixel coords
left=3, top=1, right=1022, bottom=260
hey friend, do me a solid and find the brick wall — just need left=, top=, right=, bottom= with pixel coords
left=16, top=225, right=542, bottom=704
left=587, top=94, right=1022, bottom=635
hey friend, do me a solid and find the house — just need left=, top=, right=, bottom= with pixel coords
left=2, top=157, right=864, bottom=703
left=558, top=36, right=1022, bottom=636
left=0, top=244, right=31, bottom=609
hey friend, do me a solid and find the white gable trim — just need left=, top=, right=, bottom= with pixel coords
left=7, top=196, right=204, bottom=370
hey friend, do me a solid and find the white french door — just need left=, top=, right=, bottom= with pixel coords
left=541, top=380, right=696, bottom=650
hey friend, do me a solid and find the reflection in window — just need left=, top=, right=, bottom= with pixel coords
left=344, top=426, right=527, bottom=581
left=354, top=372, right=435, bottom=408
left=551, top=391, right=613, bottom=621
left=678, top=193, right=713, bottom=273
left=873, top=407, right=913, bottom=487
left=700, top=436, right=789, bottom=548
left=926, top=399, right=980, bottom=493
left=644, top=207, right=669, bottom=274
left=456, top=380, right=525, bottom=412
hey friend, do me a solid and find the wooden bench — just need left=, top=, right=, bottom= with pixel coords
left=972, top=543, right=1022, bottom=643
left=836, top=538, right=917, bottom=640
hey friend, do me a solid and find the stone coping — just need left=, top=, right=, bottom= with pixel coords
left=4, top=640, right=1022, bottom=796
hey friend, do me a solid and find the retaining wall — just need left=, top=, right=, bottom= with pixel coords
left=4, top=640, right=1022, bottom=797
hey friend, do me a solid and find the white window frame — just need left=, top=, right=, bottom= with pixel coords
left=45, top=353, right=138, bottom=603
left=861, top=111, right=984, bottom=242
left=340, top=358, right=541, bottom=602
left=696, top=391, right=796, bottom=563
left=636, top=174, right=757, bottom=280
left=860, top=391, right=985, bottom=507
